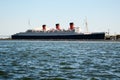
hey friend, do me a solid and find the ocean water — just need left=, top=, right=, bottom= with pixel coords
left=0, top=40, right=120, bottom=80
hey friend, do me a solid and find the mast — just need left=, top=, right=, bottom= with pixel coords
left=85, top=17, right=89, bottom=33
left=28, top=19, right=31, bottom=26
left=108, top=28, right=110, bottom=35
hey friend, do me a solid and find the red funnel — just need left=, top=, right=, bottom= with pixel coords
left=42, top=25, right=46, bottom=31
left=56, top=24, right=60, bottom=30
left=69, top=22, right=74, bottom=30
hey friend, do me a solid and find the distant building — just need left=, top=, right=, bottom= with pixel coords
left=0, top=35, right=11, bottom=39
left=116, top=35, right=120, bottom=40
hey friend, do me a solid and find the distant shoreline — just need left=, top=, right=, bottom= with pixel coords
left=0, top=38, right=120, bottom=42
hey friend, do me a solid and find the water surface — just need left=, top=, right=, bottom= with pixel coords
left=0, top=40, right=120, bottom=80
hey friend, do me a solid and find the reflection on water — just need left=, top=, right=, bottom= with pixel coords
left=0, top=40, right=120, bottom=80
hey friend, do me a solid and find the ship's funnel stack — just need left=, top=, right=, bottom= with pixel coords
left=42, top=25, right=46, bottom=31
left=69, top=22, right=74, bottom=30
left=56, top=24, right=60, bottom=30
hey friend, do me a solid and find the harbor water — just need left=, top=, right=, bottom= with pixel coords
left=0, top=40, right=120, bottom=80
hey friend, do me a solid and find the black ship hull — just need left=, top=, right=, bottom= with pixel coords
left=12, top=33, right=105, bottom=40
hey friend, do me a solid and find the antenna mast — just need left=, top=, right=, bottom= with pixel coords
left=28, top=19, right=31, bottom=26
left=85, top=17, right=89, bottom=33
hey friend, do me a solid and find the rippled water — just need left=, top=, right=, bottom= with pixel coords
left=0, top=40, right=120, bottom=80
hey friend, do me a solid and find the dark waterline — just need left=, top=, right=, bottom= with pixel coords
left=0, top=40, right=120, bottom=80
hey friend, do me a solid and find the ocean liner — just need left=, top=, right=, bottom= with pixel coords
left=12, top=22, right=105, bottom=40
